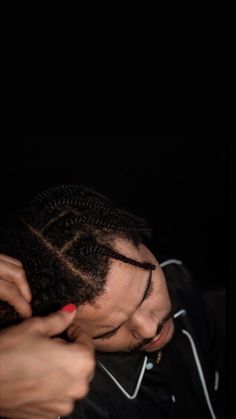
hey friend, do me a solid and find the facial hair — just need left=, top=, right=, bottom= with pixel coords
left=131, top=307, right=174, bottom=352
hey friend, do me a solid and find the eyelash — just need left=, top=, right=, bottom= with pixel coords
left=99, top=281, right=154, bottom=340
left=100, top=330, right=118, bottom=340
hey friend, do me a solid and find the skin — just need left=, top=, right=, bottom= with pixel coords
left=0, top=253, right=32, bottom=318
left=0, top=255, right=95, bottom=419
left=68, top=238, right=174, bottom=353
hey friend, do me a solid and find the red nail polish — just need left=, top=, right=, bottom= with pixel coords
left=61, top=304, right=77, bottom=313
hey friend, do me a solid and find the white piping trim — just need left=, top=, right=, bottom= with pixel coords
left=214, top=371, right=219, bottom=391
left=99, top=356, right=148, bottom=400
left=160, top=259, right=182, bottom=268
left=182, top=329, right=217, bottom=419
left=174, top=309, right=186, bottom=318
left=99, top=309, right=186, bottom=400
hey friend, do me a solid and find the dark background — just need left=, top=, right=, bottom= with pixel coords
left=0, top=137, right=227, bottom=290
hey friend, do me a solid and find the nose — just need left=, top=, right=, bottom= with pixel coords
left=130, top=312, right=158, bottom=340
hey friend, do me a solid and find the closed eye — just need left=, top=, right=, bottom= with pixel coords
left=98, top=329, right=118, bottom=340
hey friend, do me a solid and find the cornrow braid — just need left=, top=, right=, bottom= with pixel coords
left=69, top=213, right=151, bottom=236
left=26, top=185, right=149, bottom=230
left=77, top=243, right=156, bottom=271
left=0, top=184, right=154, bottom=329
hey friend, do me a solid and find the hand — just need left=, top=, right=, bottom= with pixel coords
left=0, top=305, right=95, bottom=418
left=0, top=254, right=32, bottom=318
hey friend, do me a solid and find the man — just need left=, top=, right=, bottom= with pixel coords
left=0, top=185, right=225, bottom=418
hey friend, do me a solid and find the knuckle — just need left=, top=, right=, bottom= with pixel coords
left=3, top=283, right=20, bottom=300
left=76, top=350, right=95, bottom=370
left=15, top=258, right=23, bottom=267
left=57, top=401, right=75, bottom=416
left=87, top=355, right=96, bottom=372
left=4, top=282, right=15, bottom=292
left=86, top=351, right=96, bottom=367
left=74, top=383, right=90, bottom=399
left=75, top=355, right=95, bottom=381
left=29, top=316, right=44, bottom=330
left=15, top=267, right=26, bottom=282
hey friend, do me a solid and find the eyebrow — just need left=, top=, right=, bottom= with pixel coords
left=92, top=269, right=153, bottom=340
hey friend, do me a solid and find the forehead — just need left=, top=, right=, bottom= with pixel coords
left=76, top=239, right=154, bottom=327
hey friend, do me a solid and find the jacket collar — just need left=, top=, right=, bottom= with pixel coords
left=97, top=350, right=147, bottom=396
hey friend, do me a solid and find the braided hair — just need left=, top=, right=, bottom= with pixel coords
left=0, top=185, right=155, bottom=328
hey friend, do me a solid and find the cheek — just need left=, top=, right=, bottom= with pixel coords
left=160, top=282, right=171, bottom=305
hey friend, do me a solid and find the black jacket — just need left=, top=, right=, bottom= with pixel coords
left=65, top=259, right=225, bottom=419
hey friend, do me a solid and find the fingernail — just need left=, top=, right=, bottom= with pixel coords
left=61, top=304, right=77, bottom=313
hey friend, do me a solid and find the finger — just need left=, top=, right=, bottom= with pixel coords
left=8, top=414, right=56, bottom=419
left=23, top=400, right=75, bottom=417
left=0, top=260, right=32, bottom=302
left=52, top=337, right=66, bottom=343
left=0, top=278, right=32, bottom=318
left=67, top=324, right=93, bottom=351
left=0, top=253, right=23, bottom=267
left=67, top=324, right=94, bottom=350
left=71, top=333, right=95, bottom=357
left=9, top=411, right=58, bottom=419
left=34, top=304, right=77, bottom=337
left=5, top=401, right=62, bottom=418
left=67, top=323, right=84, bottom=341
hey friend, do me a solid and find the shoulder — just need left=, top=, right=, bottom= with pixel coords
left=157, top=254, right=200, bottom=304
left=156, top=254, right=211, bottom=330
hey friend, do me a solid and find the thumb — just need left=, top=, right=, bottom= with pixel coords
left=36, top=304, right=77, bottom=337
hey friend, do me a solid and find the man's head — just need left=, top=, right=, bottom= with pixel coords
left=0, top=185, right=174, bottom=351
left=69, top=237, right=174, bottom=352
